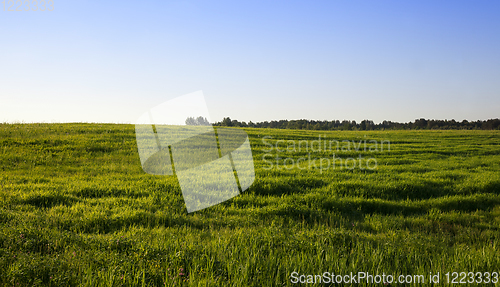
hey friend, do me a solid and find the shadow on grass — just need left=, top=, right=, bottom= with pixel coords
left=320, top=194, right=500, bottom=216
left=74, top=187, right=149, bottom=198
left=251, top=177, right=328, bottom=196
left=21, top=194, right=80, bottom=208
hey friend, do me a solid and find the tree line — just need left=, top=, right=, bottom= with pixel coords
left=213, top=117, right=500, bottom=130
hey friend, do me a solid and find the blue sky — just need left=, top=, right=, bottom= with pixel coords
left=1, top=0, right=499, bottom=124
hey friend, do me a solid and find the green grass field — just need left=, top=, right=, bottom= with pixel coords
left=1, top=123, right=499, bottom=286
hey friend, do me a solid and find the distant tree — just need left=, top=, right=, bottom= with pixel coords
left=360, top=121, right=367, bottom=130
left=197, top=116, right=210, bottom=125
left=221, top=117, right=233, bottom=127
left=415, top=118, right=427, bottom=129
left=185, top=117, right=196, bottom=125
left=185, top=116, right=210, bottom=126
left=341, top=121, right=351, bottom=131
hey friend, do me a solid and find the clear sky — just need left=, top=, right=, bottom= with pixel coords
left=1, top=0, right=499, bottom=124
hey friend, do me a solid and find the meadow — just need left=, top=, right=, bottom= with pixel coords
left=0, top=123, right=499, bottom=286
